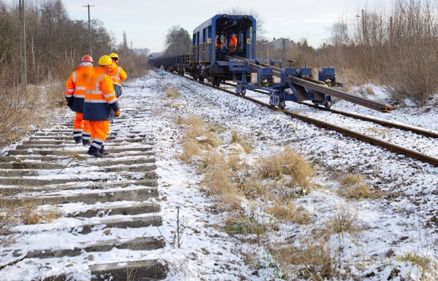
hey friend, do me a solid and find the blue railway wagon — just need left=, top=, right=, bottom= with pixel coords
left=191, top=14, right=257, bottom=85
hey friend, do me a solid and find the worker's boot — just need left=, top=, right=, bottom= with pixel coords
left=87, top=145, right=103, bottom=158
left=73, top=136, right=82, bottom=144
left=100, top=145, right=108, bottom=155
left=82, top=133, right=91, bottom=146
left=73, top=130, right=82, bottom=144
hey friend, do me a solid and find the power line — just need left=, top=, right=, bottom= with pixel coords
left=83, top=4, right=95, bottom=56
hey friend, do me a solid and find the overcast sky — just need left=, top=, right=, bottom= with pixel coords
left=60, top=0, right=393, bottom=52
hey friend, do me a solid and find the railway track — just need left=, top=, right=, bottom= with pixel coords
left=222, top=82, right=438, bottom=139
left=182, top=74, right=438, bottom=167
left=0, top=109, right=168, bottom=280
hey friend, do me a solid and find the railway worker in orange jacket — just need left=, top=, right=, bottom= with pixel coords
left=108, top=52, right=127, bottom=98
left=64, top=55, right=94, bottom=145
left=228, top=33, right=238, bottom=54
left=215, top=35, right=224, bottom=49
left=83, top=55, right=121, bottom=158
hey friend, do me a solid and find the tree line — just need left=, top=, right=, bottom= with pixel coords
left=263, top=0, right=438, bottom=104
left=163, top=1, right=437, bottom=105
left=0, top=0, right=148, bottom=147
left=0, top=0, right=148, bottom=88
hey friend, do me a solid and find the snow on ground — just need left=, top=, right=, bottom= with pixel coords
left=1, top=71, right=436, bottom=280
left=340, top=84, right=438, bottom=131
left=130, top=71, right=437, bottom=280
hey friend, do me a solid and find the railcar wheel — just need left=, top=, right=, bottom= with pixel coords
left=213, top=78, right=220, bottom=87
left=279, top=101, right=286, bottom=109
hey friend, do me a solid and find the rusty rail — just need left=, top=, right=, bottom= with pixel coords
left=223, top=82, right=438, bottom=139
left=183, top=74, right=438, bottom=167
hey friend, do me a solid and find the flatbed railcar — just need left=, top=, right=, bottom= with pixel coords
left=150, top=14, right=393, bottom=112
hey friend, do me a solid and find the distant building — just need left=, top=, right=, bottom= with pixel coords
left=269, top=38, right=294, bottom=50
left=132, top=48, right=150, bottom=56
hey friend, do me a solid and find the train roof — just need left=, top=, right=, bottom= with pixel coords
left=193, top=14, right=256, bottom=34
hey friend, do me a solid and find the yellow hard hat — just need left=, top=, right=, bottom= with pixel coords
left=98, top=55, right=113, bottom=66
left=109, top=52, right=119, bottom=59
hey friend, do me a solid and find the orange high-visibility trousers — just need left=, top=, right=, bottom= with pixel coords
left=73, top=113, right=91, bottom=140
left=85, top=120, right=110, bottom=149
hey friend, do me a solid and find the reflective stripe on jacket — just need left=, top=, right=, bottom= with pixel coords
left=65, top=65, right=94, bottom=113
left=83, top=67, right=120, bottom=121
left=109, top=63, right=127, bottom=86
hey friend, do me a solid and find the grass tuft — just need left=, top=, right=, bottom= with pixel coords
left=178, top=115, right=221, bottom=162
left=257, top=147, right=313, bottom=188
left=398, top=252, right=432, bottom=275
left=201, top=152, right=242, bottom=209
left=339, top=173, right=377, bottom=200
left=223, top=215, right=266, bottom=236
left=341, top=174, right=364, bottom=187
left=324, top=208, right=360, bottom=235
left=231, top=130, right=253, bottom=154
left=165, top=87, right=181, bottom=99
left=267, top=201, right=312, bottom=225
left=272, top=242, right=334, bottom=280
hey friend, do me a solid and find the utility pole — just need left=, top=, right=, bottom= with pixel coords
left=361, top=9, right=367, bottom=45
left=83, top=4, right=94, bottom=56
left=19, top=0, right=27, bottom=89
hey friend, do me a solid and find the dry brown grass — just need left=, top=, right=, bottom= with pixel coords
left=397, top=252, right=435, bottom=280
left=257, top=147, right=313, bottom=188
left=226, top=154, right=242, bottom=171
left=324, top=208, right=360, bottom=235
left=0, top=81, right=64, bottom=148
left=180, top=140, right=201, bottom=162
left=178, top=115, right=221, bottom=162
left=339, top=173, right=377, bottom=200
left=341, top=174, right=364, bottom=187
left=165, top=87, right=181, bottom=99
left=223, top=215, right=266, bottom=236
left=1, top=202, right=62, bottom=226
left=267, top=201, right=312, bottom=225
left=231, top=130, right=253, bottom=154
left=272, top=241, right=335, bottom=280
left=201, top=152, right=242, bottom=209
left=238, top=178, right=269, bottom=199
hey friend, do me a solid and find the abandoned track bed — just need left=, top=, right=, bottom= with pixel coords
left=181, top=74, right=438, bottom=167
left=0, top=110, right=168, bottom=280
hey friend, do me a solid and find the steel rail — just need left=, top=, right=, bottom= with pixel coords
left=181, top=74, right=438, bottom=167
left=228, top=56, right=394, bottom=112
left=222, top=82, right=438, bottom=139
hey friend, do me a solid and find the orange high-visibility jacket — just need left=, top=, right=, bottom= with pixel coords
left=83, top=67, right=120, bottom=121
left=228, top=35, right=238, bottom=48
left=65, top=64, right=94, bottom=113
left=109, top=62, right=127, bottom=86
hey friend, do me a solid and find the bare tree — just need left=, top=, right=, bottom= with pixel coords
left=164, top=26, right=191, bottom=56
left=330, top=22, right=349, bottom=46
left=222, top=8, right=265, bottom=38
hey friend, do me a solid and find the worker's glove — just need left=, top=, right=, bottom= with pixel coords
left=66, top=98, right=73, bottom=108
left=114, top=110, right=122, bottom=118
